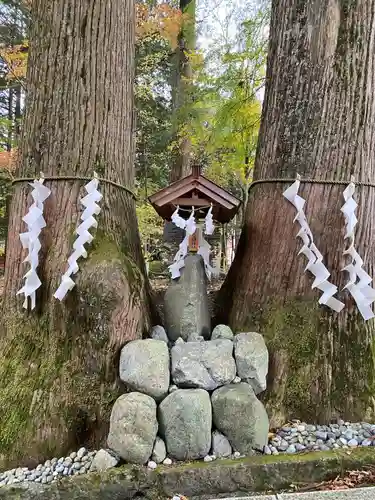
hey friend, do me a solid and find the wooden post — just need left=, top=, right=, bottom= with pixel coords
left=188, top=231, right=198, bottom=252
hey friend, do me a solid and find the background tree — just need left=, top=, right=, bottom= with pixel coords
left=169, top=0, right=196, bottom=182
left=0, top=0, right=28, bottom=246
left=0, top=0, right=152, bottom=467
left=218, top=0, right=375, bottom=426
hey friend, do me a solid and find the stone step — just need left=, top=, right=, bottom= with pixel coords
left=213, top=486, right=375, bottom=499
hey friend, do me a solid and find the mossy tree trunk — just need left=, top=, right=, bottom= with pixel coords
left=169, top=0, right=196, bottom=182
left=0, top=0, right=153, bottom=467
left=217, top=0, right=375, bottom=427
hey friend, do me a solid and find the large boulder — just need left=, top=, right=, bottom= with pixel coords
left=119, top=339, right=170, bottom=401
left=211, top=383, right=269, bottom=454
left=164, top=254, right=211, bottom=342
left=234, top=332, right=269, bottom=394
left=107, top=393, right=158, bottom=464
left=171, top=339, right=236, bottom=390
left=158, top=389, right=212, bottom=460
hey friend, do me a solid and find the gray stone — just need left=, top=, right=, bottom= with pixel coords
left=315, top=431, right=327, bottom=440
left=90, top=449, right=119, bottom=472
left=279, top=440, right=288, bottom=451
left=212, top=430, right=232, bottom=458
left=77, top=447, right=87, bottom=459
left=343, top=430, right=353, bottom=440
left=119, top=339, right=169, bottom=401
left=171, top=339, right=236, bottom=390
left=187, top=334, right=205, bottom=342
left=319, top=445, right=330, bottom=451
left=151, top=325, right=169, bottom=344
left=211, top=325, right=234, bottom=341
left=158, top=389, right=211, bottom=461
left=152, top=437, right=167, bottom=464
left=211, top=383, right=269, bottom=454
left=348, top=439, right=358, bottom=447
left=107, top=392, right=158, bottom=464
left=164, top=255, right=211, bottom=342
left=234, top=333, right=269, bottom=394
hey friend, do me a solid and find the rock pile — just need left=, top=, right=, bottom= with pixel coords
left=0, top=448, right=96, bottom=487
left=267, top=420, right=375, bottom=455
left=108, top=324, right=270, bottom=464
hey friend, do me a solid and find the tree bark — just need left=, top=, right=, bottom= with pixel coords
left=7, top=86, right=13, bottom=152
left=0, top=0, right=153, bottom=467
left=217, top=0, right=375, bottom=427
left=169, top=0, right=196, bottom=182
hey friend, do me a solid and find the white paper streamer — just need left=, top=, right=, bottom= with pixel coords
left=197, top=227, right=219, bottom=280
left=204, top=205, right=215, bottom=235
left=171, top=206, right=186, bottom=229
left=169, top=206, right=217, bottom=280
left=185, top=207, right=196, bottom=236
left=341, top=182, right=375, bottom=320
left=54, top=176, right=102, bottom=301
left=283, top=177, right=344, bottom=313
left=17, top=177, right=51, bottom=310
left=168, top=234, right=189, bottom=279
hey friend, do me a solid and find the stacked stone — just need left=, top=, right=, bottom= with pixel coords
left=0, top=449, right=96, bottom=487
left=106, top=324, right=270, bottom=465
left=267, top=421, right=375, bottom=455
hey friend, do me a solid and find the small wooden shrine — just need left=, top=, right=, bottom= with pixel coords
left=149, top=165, right=241, bottom=225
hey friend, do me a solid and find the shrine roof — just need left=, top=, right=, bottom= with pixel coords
left=148, top=166, right=241, bottom=223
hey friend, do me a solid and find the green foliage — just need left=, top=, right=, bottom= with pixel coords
left=186, top=8, right=269, bottom=200
left=135, top=33, right=173, bottom=193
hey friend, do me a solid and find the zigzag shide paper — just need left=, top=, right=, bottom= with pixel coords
left=17, top=177, right=51, bottom=310
left=341, top=182, right=375, bottom=320
left=283, top=177, right=344, bottom=313
left=54, top=176, right=102, bottom=301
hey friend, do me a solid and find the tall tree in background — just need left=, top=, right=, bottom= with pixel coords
left=218, top=0, right=375, bottom=425
left=0, top=0, right=28, bottom=150
left=170, top=0, right=196, bottom=182
left=0, top=0, right=152, bottom=467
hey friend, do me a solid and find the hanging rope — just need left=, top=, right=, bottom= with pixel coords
left=248, top=177, right=375, bottom=193
left=12, top=175, right=137, bottom=200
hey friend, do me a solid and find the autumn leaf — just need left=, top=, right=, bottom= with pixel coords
left=136, top=3, right=182, bottom=49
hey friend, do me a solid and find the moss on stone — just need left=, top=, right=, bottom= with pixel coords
left=2, top=449, right=375, bottom=499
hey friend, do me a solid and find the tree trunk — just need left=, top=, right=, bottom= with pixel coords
left=14, top=84, right=21, bottom=139
left=169, top=0, right=196, bottom=182
left=7, top=86, right=13, bottom=152
left=0, top=0, right=153, bottom=467
left=217, top=0, right=375, bottom=427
